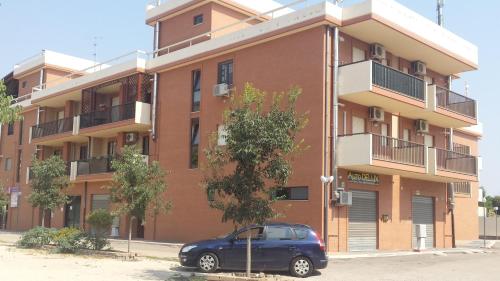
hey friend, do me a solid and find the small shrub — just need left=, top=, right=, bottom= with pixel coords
left=52, top=227, right=87, bottom=253
left=17, top=227, right=56, bottom=248
left=86, top=209, right=114, bottom=250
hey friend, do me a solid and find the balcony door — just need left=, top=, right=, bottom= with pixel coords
left=352, top=116, right=365, bottom=134
left=111, top=97, right=120, bottom=122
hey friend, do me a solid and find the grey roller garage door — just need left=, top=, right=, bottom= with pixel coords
left=349, top=190, right=377, bottom=251
left=412, top=196, right=435, bottom=249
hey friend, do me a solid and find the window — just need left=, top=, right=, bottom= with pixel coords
left=403, top=129, right=410, bottom=142
left=193, top=14, right=203, bottom=25
left=18, top=120, right=23, bottom=145
left=218, top=60, right=233, bottom=85
left=91, top=194, right=110, bottom=211
left=454, top=182, right=471, bottom=196
left=275, top=186, right=308, bottom=200
left=217, top=124, right=227, bottom=146
left=294, top=227, right=310, bottom=240
left=352, top=116, right=365, bottom=134
left=107, top=141, right=117, bottom=156
left=192, top=70, right=201, bottom=112
left=79, top=145, right=88, bottom=160
left=453, top=143, right=471, bottom=155
left=7, top=123, right=14, bottom=135
left=190, top=118, right=200, bottom=168
left=142, top=136, right=150, bottom=156
left=265, top=226, right=294, bottom=241
left=352, top=47, right=366, bottom=63
left=4, top=158, right=12, bottom=171
left=15, top=150, right=22, bottom=183
left=22, top=81, right=27, bottom=88
left=235, top=227, right=264, bottom=240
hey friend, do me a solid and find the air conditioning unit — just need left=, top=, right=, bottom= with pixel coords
left=336, top=191, right=352, bottom=206
left=370, top=43, right=386, bottom=60
left=411, top=61, right=427, bottom=76
left=415, top=119, right=429, bottom=134
left=213, top=83, right=230, bottom=97
left=368, top=107, right=384, bottom=122
left=125, top=132, right=138, bottom=144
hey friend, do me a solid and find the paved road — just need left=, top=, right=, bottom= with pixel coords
left=311, top=243, right=500, bottom=281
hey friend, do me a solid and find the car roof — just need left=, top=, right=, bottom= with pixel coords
left=245, top=222, right=312, bottom=229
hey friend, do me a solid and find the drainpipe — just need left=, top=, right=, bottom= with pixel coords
left=322, top=25, right=332, bottom=253
left=447, top=75, right=456, bottom=248
left=39, top=68, right=44, bottom=90
left=332, top=25, right=340, bottom=199
left=151, top=11, right=160, bottom=141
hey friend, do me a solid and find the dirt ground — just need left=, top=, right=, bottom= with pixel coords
left=1, top=241, right=499, bottom=281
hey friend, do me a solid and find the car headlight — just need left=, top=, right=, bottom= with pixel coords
left=181, top=245, right=198, bottom=253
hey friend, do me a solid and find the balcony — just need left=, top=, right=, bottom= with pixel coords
left=428, top=148, right=478, bottom=182
left=69, top=154, right=149, bottom=182
left=338, top=133, right=427, bottom=180
left=32, top=117, right=74, bottom=139
left=78, top=101, right=151, bottom=138
left=338, top=133, right=479, bottom=182
left=339, top=60, right=477, bottom=128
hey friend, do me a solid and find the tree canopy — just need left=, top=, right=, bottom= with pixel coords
left=0, top=81, right=22, bottom=124
left=204, top=83, right=308, bottom=227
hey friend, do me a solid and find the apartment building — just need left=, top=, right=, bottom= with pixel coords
left=0, top=0, right=483, bottom=252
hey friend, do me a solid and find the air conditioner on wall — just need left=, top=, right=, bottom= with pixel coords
left=415, top=119, right=429, bottom=134
left=336, top=191, right=352, bottom=206
left=411, top=61, right=427, bottom=76
left=213, top=83, right=230, bottom=97
left=370, top=43, right=386, bottom=60
left=125, top=132, right=138, bottom=144
left=368, top=107, right=385, bottom=122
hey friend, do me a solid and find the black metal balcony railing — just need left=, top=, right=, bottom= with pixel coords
left=31, top=117, right=74, bottom=139
left=436, top=148, right=477, bottom=175
left=372, top=61, right=426, bottom=101
left=435, top=86, right=476, bottom=119
left=76, top=156, right=114, bottom=176
left=80, top=103, right=135, bottom=129
left=372, top=134, right=426, bottom=166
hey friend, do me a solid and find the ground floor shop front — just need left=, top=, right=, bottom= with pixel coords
left=3, top=169, right=478, bottom=253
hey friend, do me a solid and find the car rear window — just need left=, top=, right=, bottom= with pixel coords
left=265, top=226, right=294, bottom=240
left=294, top=227, right=310, bottom=240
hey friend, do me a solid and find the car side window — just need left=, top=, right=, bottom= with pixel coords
left=265, top=226, right=294, bottom=241
left=294, top=228, right=309, bottom=240
left=236, top=227, right=264, bottom=240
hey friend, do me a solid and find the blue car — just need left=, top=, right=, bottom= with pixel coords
left=178, top=223, right=328, bottom=278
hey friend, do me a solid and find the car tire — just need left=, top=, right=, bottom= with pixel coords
left=197, top=252, right=219, bottom=273
left=290, top=256, right=313, bottom=278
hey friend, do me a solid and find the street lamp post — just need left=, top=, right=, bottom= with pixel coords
left=494, top=207, right=499, bottom=241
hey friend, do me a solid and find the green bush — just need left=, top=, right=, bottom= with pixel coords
left=16, top=227, right=56, bottom=248
left=86, top=209, right=114, bottom=250
left=52, top=227, right=87, bottom=253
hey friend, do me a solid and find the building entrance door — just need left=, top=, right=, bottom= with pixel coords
left=64, top=196, right=81, bottom=228
left=412, top=196, right=435, bottom=249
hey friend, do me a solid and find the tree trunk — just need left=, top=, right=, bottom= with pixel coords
left=246, top=232, right=251, bottom=277
left=41, top=209, right=45, bottom=228
left=128, top=215, right=133, bottom=254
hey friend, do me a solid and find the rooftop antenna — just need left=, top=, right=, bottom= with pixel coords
left=465, top=81, right=469, bottom=97
left=92, top=36, right=103, bottom=69
left=437, top=0, right=445, bottom=26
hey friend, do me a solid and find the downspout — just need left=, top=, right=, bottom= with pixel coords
left=322, top=25, right=332, bottom=252
left=151, top=0, right=161, bottom=142
left=447, top=76, right=456, bottom=248
left=332, top=25, right=340, bottom=206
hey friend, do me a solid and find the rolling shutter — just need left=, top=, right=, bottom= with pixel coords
left=412, top=196, right=435, bottom=249
left=348, top=190, right=377, bottom=251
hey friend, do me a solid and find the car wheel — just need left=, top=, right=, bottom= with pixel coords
left=290, top=256, right=313, bottom=278
left=197, top=252, right=219, bottom=273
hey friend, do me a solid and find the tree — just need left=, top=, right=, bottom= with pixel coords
left=0, top=81, right=22, bottom=124
left=86, top=209, right=114, bottom=250
left=108, top=145, right=171, bottom=254
left=28, top=155, right=71, bottom=227
left=204, top=84, right=308, bottom=276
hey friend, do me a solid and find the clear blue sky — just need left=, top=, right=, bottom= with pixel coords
left=1, top=0, right=499, bottom=195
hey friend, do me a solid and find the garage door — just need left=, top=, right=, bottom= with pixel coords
left=349, top=190, right=377, bottom=251
left=412, top=196, right=435, bottom=249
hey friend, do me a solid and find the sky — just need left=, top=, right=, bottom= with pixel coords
left=0, top=0, right=499, bottom=195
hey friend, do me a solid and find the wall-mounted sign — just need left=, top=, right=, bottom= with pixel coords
left=347, top=171, right=380, bottom=185
left=10, top=192, right=18, bottom=208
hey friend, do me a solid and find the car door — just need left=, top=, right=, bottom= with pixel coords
left=260, top=226, right=295, bottom=270
left=222, top=227, right=264, bottom=270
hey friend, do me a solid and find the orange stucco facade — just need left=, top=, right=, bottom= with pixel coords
left=1, top=0, right=481, bottom=252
